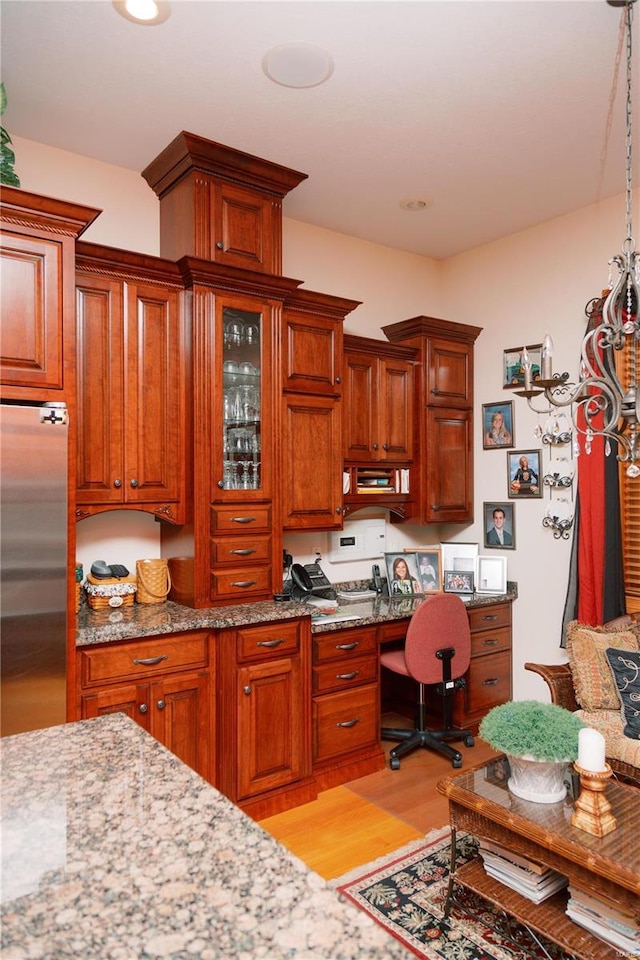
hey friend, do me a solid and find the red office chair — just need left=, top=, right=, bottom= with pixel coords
left=381, top=593, right=474, bottom=769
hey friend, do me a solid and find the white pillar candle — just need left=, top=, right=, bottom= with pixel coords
left=521, top=347, right=532, bottom=390
left=578, top=727, right=606, bottom=772
left=541, top=334, right=553, bottom=380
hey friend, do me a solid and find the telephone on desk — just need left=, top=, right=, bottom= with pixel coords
left=287, top=561, right=336, bottom=601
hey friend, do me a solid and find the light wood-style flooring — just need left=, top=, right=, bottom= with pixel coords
left=259, top=718, right=498, bottom=880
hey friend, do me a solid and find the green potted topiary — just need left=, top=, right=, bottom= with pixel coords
left=479, top=700, right=585, bottom=803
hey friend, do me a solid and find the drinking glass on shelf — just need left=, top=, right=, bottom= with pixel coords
left=224, top=319, right=244, bottom=348
left=243, top=322, right=259, bottom=346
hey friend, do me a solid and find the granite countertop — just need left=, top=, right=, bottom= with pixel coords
left=76, top=584, right=517, bottom=647
left=0, top=714, right=413, bottom=960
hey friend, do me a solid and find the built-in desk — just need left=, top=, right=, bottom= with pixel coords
left=75, top=586, right=516, bottom=815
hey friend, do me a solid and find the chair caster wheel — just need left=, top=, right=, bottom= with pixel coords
left=390, top=756, right=401, bottom=770
left=452, top=757, right=463, bottom=769
left=465, top=736, right=475, bottom=747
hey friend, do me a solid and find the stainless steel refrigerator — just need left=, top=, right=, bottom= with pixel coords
left=1, top=401, right=68, bottom=736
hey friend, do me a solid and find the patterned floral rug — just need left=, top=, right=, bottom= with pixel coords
left=334, top=827, right=575, bottom=960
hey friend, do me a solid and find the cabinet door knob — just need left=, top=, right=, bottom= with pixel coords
left=336, top=507, right=343, bottom=515
left=130, top=478, right=139, bottom=488
left=431, top=504, right=440, bottom=511
left=139, top=704, right=148, bottom=714
left=156, top=699, right=166, bottom=710
left=372, top=443, right=379, bottom=450
left=216, top=240, right=224, bottom=250
left=335, top=376, right=341, bottom=384
left=243, top=685, right=252, bottom=695
left=382, top=443, right=389, bottom=451
left=114, top=479, right=122, bottom=488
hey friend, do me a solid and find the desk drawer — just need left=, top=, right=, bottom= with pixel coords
left=313, top=684, right=379, bottom=762
left=464, top=650, right=512, bottom=716
left=210, top=534, right=271, bottom=566
left=313, top=626, right=377, bottom=663
left=470, top=626, right=511, bottom=658
left=79, top=633, right=208, bottom=686
left=313, top=654, right=377, bottom=694
left=468, top=603, right=511, bottom=633
left=211, top=505, right=271, bottom=534
left=237, top=620, right=301, bottom=662
left=210, top=565, right=271, bottom=600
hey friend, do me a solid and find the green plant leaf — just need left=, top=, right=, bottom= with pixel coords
left=0, top=82, right=7, bottom=116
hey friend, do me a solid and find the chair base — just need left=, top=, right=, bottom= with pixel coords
left=381, top=724, right=475, bottom=770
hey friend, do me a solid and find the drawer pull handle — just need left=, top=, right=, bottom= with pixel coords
left=482, top=614, right=498, bottom=622
left=257, top=638, right=285, bottom=648
left=482, top=678, right=499, bottom=686
left=336, top=641, right=359, bottom=651
left=337, top=671, right=359, bottom=680
left=133, top=655, right=168, bottom=666
left=230, top=548, right=256, bottom=555
left=231, top=580, right=257, bottom=588
left=230, top=516, right=257, bottom=524
left=483, top=639, right=499, bottom=646
left=156, top=699, right=165, bottom=710
left=337, top=717, right=360, bottom=728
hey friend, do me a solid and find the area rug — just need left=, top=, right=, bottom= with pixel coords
left=333, top=827, right=574, bottom=960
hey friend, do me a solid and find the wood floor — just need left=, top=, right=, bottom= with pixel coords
left=259, top=718, right=499, bottom=880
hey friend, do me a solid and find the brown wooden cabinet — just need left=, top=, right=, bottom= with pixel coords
left=76, top=631, right=213, bottom=781
left=215, top=618, right=315, bottom=818
left=383, top=316, right=482, bottom=524
left=281, top=289, right=359, bottom=531
left=0, top=188, right=99, bottom=400
left=75, top=244, right=187, bottom=523
left=343, top=335, right=417, bottom=462
left=312, top=625, right=385, bottom=789
left=142, top=131, right=307, bottom=275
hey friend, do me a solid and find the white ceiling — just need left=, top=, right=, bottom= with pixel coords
left=1, top=0, right=637, bottom=259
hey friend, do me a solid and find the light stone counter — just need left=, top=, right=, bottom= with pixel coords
left=0, top=714, right=413, bottom=960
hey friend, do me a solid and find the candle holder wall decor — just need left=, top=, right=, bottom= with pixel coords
left=571, top=762, right=617, bottom=837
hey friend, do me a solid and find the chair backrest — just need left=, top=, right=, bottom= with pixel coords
left=404, top=593, right=471, bottom=685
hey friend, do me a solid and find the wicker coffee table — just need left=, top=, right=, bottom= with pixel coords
left=437, top=757, right=640, bottom=960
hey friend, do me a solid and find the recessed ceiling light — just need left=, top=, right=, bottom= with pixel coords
left=262, top=43, right=334, bottom=89
left=112, top=0, right=171, bottom=25
left=400, top=198, right=433, bottom=212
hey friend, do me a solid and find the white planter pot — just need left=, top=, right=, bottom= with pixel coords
left=506, top=754, right=569, bottom=803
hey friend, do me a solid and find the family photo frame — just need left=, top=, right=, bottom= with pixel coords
left=384, top=552, right=422, bottom=596
left=482, top=401, right=514, bottom=449
left=507, top=449, right=542, bottom=498
left=483, top=501, right=516, bottom=550
left=502, top=343, right=543, bottom=389
left=443, top=570, right=475, bottom=595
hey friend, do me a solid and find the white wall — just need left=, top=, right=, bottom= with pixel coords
left=13, top=135, right=633, bottom=701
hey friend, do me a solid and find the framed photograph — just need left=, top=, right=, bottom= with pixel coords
left=482, top=401, right=514, bottom=449
left=503, top=343, right=542, bottom=389
left=475, top=555, right=507, bottom=594
left=440, top=541, right=478, bottom=576
left=483, top=502, right=516, bottom=550
left=416, top=549, right=442, bottom=593
left=507, top=449, right=542, bottom=498
left=443, top=570, right=474, bottom=595
left=384, top=552, right=423, bottom=596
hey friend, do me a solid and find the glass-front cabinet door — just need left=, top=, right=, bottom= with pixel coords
left=214, top=297, right=272, bottom=501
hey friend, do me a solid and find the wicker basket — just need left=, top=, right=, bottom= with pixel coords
left=136, top=559, right=171, bottom=604
left=85, top=573, right=136, bottom=610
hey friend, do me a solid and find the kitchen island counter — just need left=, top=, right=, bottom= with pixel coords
left=0, top=713, right=413, bottom=960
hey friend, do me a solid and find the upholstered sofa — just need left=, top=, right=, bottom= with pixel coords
left=525, top=614, right=640, bottom=787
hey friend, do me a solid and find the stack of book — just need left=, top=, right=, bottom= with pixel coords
left=566, top=885, right=640, bottom=954
left=478, top=839, right=568, bottom=904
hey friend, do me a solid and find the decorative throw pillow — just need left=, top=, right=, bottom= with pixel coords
left=604, top=647, right=640, bottom=739
left=565, top=623, right=639, bottom=712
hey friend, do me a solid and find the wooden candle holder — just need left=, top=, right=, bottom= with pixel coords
left=570, top=762, right=617, bottom=838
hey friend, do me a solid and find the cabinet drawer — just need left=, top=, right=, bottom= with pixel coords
left=470, top=625, right=511, bottom=658
left=210, top=566, right=271, bottom=600
left=237, top=620, right=301, bottom=661
left=313, top=654, right=377, bottom=694
left=78, top=633, right=208, bottom=687
left=210, top=534, right=271, bottom=566
left=313, top=684, right=379, bottom=762
left=464, top=650, right=512, bottom=716
left=468, top=603, right=511, bottom=633
left=313, top=626, right=377, bottom=663
left=377, top=620, right=408, bottom=646
left=210, top=505, right=271, bottom=534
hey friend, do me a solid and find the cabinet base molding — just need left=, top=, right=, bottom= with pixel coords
left=236, top=776, right=318, bottom=820
left=313, top=746, right=386, bottom=792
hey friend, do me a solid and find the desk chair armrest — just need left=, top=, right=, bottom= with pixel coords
left=524, top=662, right=578, bottom=713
